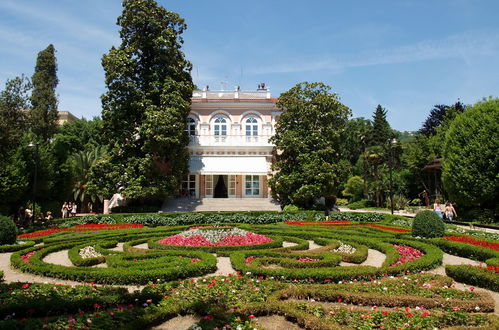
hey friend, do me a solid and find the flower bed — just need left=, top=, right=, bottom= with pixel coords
left=284, top=221, right=410, bottom=233
left=443, top=235, right=499, bottom=251
left=18, top=224, right=144, bottom=239
left=332, top=242, right=357, bottom=254
left=391, top=245, right=424, bottom=266
left=158, top=227, right=273, bottom=247
left=79, top=246, right=103, bottom=259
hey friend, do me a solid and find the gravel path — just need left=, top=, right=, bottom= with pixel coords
left=283, top=241, right=298, bottom=247
left=340, top=248, right=386, bottom=267
left=109, top=242, right=124, bottom=252
left=307, top=240, right=322, bottom=250
left=254, top=315, right=304, bottom=330
left=204, top=256, right=236, bottom=276
left=151, top=315, right=201, bottom=329
left=42, top=249, right=74, bottom=267
left=132, top=243, right=149, bottom=249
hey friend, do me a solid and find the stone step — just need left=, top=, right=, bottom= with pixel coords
left=160, top=197, right=281, bottom=213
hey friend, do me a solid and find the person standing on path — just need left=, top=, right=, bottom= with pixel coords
left=61, top=202, right=68, bottom=219
left=433, top=199, right=443, bottom=219
left=71, top=203, right=77, bottom=217
left=444, top=202, right=457, bottom=221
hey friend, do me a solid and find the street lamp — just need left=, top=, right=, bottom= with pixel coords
left=388, top=138, right=398, bottom=215
left=28, top=141, right=39, bottom=222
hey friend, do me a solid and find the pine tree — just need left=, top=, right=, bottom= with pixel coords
left=369, top=104, right=392, bottom=146
left=30, top=44, right=59, bottom=141
left=89, top=0, right=193, bottom=201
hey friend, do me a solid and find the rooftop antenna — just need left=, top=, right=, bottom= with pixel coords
left=220, top=75, right=229, bottom=91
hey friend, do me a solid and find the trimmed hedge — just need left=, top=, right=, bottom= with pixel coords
left=446, top=265, right=499, bottom=292
left=0, top=240, right=36, bottom=253
left=0, top=215, right=17, bottom=245
left=412, top=210, right=445, bottom=238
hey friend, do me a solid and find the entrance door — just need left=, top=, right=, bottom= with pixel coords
left=214, top=175, right=228, bottom=198
left=244, top=175, right=261, bottom=197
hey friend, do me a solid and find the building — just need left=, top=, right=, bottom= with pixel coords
left=57, top=111, right=78, bottom=125
left=184, top=85, right=281, bottom=199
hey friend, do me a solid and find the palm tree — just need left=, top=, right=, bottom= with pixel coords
left=72, top=146, right=107, bottom=211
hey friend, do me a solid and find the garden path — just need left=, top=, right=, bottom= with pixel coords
left=42, top=249, right=73, bottom=267
left=151, top=314, right=201, bottom=329
left=340, top=249, right=386, bottom=268
left=254, top=315, right=304, bottom=330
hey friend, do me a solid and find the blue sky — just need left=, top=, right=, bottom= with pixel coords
left=1, top=0, right=498, bottom=131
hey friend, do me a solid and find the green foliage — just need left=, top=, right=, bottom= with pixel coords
left=342, top=176, right=365, bottom=202
left=347, top=199, right=374, bottom=210
left=269, top=82, right=351, bottom=208
left=340, top=117, right=371, bottom=165
left=91, top=0, right=194, bottom=201
left=283, top=204, right=300, bottom=212
left=30, top=44, right=58, bottom=141
left=387, top=194, right=410, bottom=210
left=442, top=98, right=499, bottom=209
left=368, top=104, right=393, bottom=147
left=0, top=215, right=17, bottom=245
left=412, top=210, right=445, bottom=238
left=446, top=265, right=499, bottom=292
left=71, top=146, right=107, bottom=206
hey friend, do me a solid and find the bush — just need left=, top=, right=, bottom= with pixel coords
left=336, top=198, right=348, bottom=206
left=283, top=204, right=300, bottom=212
left=0, top=216, right=17, bottom=245
left=342, top=176, right=365, bottom=202
left=348, top=199, right=374, bottom=210
left=461, top=208, right=496, bottom=224
left=386, top=194, right=409, bottom=210
left=412, top=210, right=445, bottom=238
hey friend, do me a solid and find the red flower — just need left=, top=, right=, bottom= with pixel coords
left=443, top=236, right=499, bottom=251
left=21, top=283, right=30, bottom=289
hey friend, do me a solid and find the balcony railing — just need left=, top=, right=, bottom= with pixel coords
left=189, top=135, right=273, bottom=147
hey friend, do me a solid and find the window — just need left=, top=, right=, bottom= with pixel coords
left=205, top=175, right=213, bottom=197
left=214, top=116, right=227, bottom=136
left=245, top=116, right=258, bottom=136
left=187, top=118, right=196, bottom=136
left=245, top=175, right=260, bottom=196
left=181, top=174, right=196, bottom=197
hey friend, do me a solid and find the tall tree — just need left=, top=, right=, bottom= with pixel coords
left=369, top=104, right=392, bottom=147
left=442, top=98, right=498, bottom=209
left=89, top=0, right=193, bottom=201
left=0, top=76, right=31, bottom=154
left=269, top=82, right=351, bottom=208
left=419, top=102, right=465, bottom=137
left=30, top=44, right=59, bottom=141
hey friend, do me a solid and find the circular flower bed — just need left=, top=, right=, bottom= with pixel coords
left=158, top=227, right=272, bottom=246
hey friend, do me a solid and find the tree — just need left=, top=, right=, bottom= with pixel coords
left=341, top=117, right=371, bottom=165
left=89, top=0, right=194, bottom=201
left=442, top=98, right=498, bottom=208
left=30, top=44, right=59, bottom=141
left=369, top=104, right=393, bottom=147
left=419, top=102, right=465, bottom=137
left=342, top=176, right=365, bottom=202
left=0, top=76, right=31, bottom=155
left=268, top=82, right=351, bottom=208
left=72, top=146, right=108, bottom=210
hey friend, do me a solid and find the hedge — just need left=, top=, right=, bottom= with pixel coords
left=0, top=240, right=36, bottom=253
left=446, top=265, right=499, bottom=292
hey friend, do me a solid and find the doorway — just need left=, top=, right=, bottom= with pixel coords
left=214, top=175, right=228, bottom=198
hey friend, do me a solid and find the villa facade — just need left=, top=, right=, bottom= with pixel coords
left=183, top=86, right=281, bottom=199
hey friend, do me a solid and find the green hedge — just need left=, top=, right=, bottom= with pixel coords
left=446, top=265, right=499, bottom=292
left=428, top=238, right=499, bottom=262
left=0, top=240, right=36, bottom=252
left=0, top=215, right=17, bottom=245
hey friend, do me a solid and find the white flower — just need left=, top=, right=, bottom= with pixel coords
left=383, top=287, right=388, bottom=291
left=475, top=306, right=480, bottom=311
left=79, top=246, right=102, bottom=259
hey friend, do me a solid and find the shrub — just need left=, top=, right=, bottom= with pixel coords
left=342, top=176, right=365, bottom=202
left=386, top=194, right=409, bottom=210
left=0, top=216, right=17, bottom=245
left=283, top=204, right=300, bottom=212
left=336, top=198, right=348, bottom=206
left=461, top=208, right=496, bottom=224
left=347, top=199, right=374, bottom=210
left=412, top=211, right=445, bottom=238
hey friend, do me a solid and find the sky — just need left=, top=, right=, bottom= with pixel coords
left=1, top=0, right=498, bottom=131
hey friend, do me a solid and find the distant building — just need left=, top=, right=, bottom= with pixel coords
left=184, top=84, right=280, bottom=199
left=57, top=111, right=78, bottom=125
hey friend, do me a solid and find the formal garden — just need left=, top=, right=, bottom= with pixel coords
left=0, top=210, right=498, bottom=329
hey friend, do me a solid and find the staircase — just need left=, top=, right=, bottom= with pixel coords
left=160, top=197, right=281, bottom=213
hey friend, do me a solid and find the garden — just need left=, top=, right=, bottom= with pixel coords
left=0, top=211, right=498, bottom=329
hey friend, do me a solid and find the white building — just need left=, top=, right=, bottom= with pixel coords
left=183, top=85, right=281, bottom=199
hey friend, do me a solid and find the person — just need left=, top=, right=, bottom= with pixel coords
left=444, top=202, right=457, bottom=221
left=71, top=203, right=77, bottom=217
left=25, top=206, right=33, bottom=225
left=61, top=202, right=68, bottom=219
left=68, top=202, right=73, bottom=217
left=17, top=207, right=26, bottom=227
left=433, top=199, right=443, bottom=219
left=419, top=190, right=430, bottom=208
left=45, top=211, right=53, bottom=221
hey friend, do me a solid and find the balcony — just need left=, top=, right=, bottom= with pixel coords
left=189, top=135, right=274, bottom=147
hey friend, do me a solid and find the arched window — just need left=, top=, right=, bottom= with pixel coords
left=245, top=116, right=258, bottom=136
left=214, top=116, right=227, bottom=136
left=187, top=117, right=196, bottom=136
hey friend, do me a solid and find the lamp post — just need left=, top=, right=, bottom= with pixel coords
left=388, top=138, right=398, bottom=215
left=28, top=141, right=39, bottom=222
